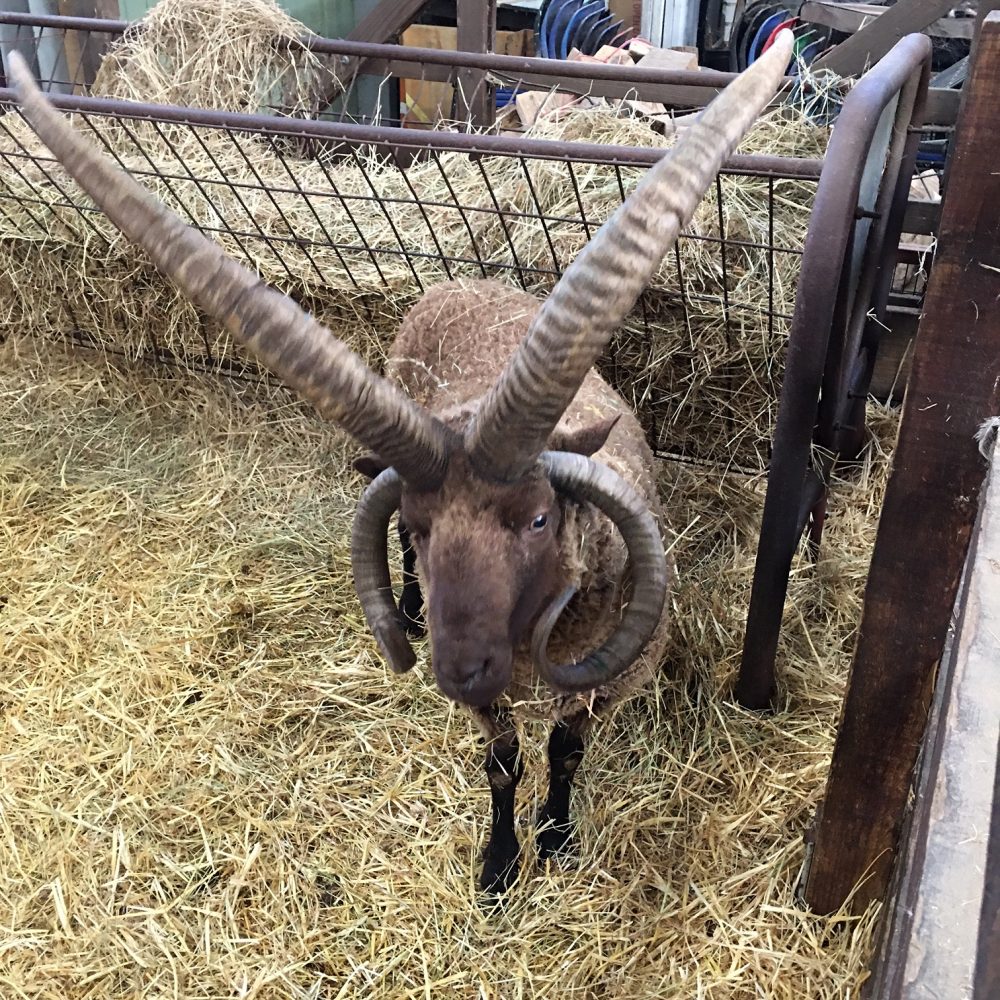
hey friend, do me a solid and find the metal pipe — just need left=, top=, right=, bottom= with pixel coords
left=0, top=88, right=823, bottom=177
left=736, top=32, right=933, bottom=711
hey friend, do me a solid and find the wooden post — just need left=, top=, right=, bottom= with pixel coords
left=811, top=0, right=962, bottom=76
left=863, top=434, right=1000, bottom=998
left=803, top=12, right=1000, bottom=915
left=455, top=0, right=496, bottom=130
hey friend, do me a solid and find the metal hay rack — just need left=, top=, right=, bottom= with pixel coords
left=0, top=11, right=932, bottom=708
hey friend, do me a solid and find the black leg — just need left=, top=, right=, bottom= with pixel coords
left=480, top=718, right=523, bottom=899
left=537, top=718, right=586, bottom=862
left=397, top=521, right=424, bottom=637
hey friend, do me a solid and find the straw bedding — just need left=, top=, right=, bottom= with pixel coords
left=0, top=5, right=887, bottom=994
left=0, top=333, right=892, bottom=998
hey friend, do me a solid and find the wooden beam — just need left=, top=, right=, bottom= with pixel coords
left=811, top=0, right=959, bottom=77
left=925, top=85, right=961, bottom=123
left=59, top=0, right=120, bottom=91
left=865, top=436, right=1000, bottom=998
left=902, top=197, right=941, bottom=234
left=455, top=0, right=497, bottom=129
left=932, top=53, right=970, bottom=87
left=803, top=11, right=1000, bottom=915
left=348, top=0, right=429, bottom=44
left=337, top=0, right=429, bottom=86
left=800, top=1, right=974, bottom=40
left=881, top=434, right=1000, bottom=996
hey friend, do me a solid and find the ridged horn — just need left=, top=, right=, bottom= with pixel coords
left=7, top=51, right=451, bottom=491
left=465, top=30, right=795, bottom=481
left=531, top=451, right=669, bottom=691
left=351, top=468, right=417, bottom=674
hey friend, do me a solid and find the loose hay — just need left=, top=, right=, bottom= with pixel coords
left=0, top=334, right=892, bottom=998
left=92, top=0, right=340, bottom=114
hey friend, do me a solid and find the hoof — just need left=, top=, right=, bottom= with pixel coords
left=479, top=846, right=521, bottom=900
left=536, top=811, right=576, bottom=863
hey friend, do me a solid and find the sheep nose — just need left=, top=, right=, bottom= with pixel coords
left=432, top=640, right=512, bottom=707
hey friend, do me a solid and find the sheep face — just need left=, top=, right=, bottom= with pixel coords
left=400, top=457, right=563, bottom=706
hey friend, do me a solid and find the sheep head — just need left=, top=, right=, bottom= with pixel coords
left=8, top=31, right=794, bottom=706
left=353, top=418, right=620, bottom=706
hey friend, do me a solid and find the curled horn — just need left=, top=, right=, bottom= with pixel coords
left=465, top=30, right=796, bottom=482
left=351, top=467, right=417, bottom=674
left=7, top=52, right=452, bottom=491
left=531, top=452, right=669, bottom=691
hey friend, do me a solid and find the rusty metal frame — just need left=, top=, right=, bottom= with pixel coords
left=0, top=14, right=931, bottom=712
left=736, top=33, right=933, bottom=709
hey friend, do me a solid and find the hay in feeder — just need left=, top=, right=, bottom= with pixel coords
left=92, top=0, right=340, bottom=115
left=0, top=332, right=893, bottom=997
left=0, top=45, right=830, bottom=467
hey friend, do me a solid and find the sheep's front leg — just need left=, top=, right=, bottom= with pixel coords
left=537, top=714, right=588, bottom=861
left=397, top=521, right=424, bottom=637
left=472, top=707, right=523, bottom=898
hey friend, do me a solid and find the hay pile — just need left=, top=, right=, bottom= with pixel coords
left=0, top=333, right=891, bottom=998
left=92, top=0, right=340, bottom=115
left=0, top=0, right=830, bottom=467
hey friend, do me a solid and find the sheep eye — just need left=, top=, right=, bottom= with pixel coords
left=530, top=514, right=548, bottom=532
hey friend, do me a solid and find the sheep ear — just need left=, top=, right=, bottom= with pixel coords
left=551, top=415, right=621, bottom=457
left=354, top=454, right=388, bottom=480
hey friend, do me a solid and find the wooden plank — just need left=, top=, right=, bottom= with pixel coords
left=61, top=0, right=119, bottom=91
left=886, top=434, right=1000, bottom=997
left=800, top=1, right=974, bottom=40
left=865, top=434, right=1000, bottom=999
left=925, top=85, right=961, bottom=123
left=902, top=197, right=941, bottom=234
left=932, top=53, right=970, bottom=87
left=869, top=306, right=918, bottom=402
left=811, top=0, right=959, bottom=77
left=803, top=11, right=1000, bottom=915
left=349, top=0, right=429, bottom=44
left=456, top=0, right=497, bottom=129
left=337, top=0, right=429, bottom=86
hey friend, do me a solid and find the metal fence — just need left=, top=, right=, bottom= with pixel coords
left=0, top=12, right=932, bottom=703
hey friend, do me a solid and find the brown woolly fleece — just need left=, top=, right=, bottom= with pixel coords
left=387, top=278, right=673, bottom=726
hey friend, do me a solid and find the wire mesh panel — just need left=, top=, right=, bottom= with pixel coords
left=0, top=11, right=863, bottom=476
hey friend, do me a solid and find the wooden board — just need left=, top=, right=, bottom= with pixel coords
left=811, top=0, right=959, bottom=76
left=456, top=0, right=497, bottom=129
left=803, top=11, right=1000, bottom=915
left=800, top=1, right=974, bottom=40
left=400, top=23, right=532, bottom=127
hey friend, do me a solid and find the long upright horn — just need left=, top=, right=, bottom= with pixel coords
left=7, top=53, right=451, bottom=491
left=466, top=31, right=795, bottom=481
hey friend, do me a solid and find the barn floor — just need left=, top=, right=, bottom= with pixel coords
left=0, top=335, right=893, bottom=999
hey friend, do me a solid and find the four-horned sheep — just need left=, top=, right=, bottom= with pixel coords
left=8, top=31, right=793, bottom=899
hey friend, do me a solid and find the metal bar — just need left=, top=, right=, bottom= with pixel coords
left=736, top=32, right=933, bottom=711
left=0, top=10, right=777, bottom=90
left=0, top=90, right=823, bottom=176
left=456, top=0, right=496, bottom=130
left=803, top=12, right=1000, bottom=916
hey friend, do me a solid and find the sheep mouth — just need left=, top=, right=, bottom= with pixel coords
left=434, top=663, right=512, bottom=709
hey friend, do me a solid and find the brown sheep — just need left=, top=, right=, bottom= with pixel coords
left=8, top=32, right=793, bottom=899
